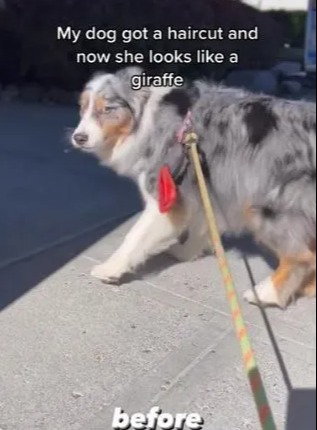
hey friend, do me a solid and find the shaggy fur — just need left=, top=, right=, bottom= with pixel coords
left=72, top=67, right=316, bottom=308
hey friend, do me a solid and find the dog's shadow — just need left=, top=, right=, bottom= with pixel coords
left=123, top=233, right=277, bottom=283
left=222, top=233, right=278, bottom=268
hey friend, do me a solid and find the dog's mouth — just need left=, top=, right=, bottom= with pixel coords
left=71, top=132, right=100, bottom=153
left=71, top=136, right=118, bottom=163
left=74, top=143, right=96, bottom=153
left=71, top=141, right=95, bottom=153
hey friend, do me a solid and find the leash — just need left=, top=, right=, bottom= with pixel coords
left=181, top=113, right=278, bottom=430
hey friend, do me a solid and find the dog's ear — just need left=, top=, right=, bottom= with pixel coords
left=116, top=66, right=150, bottom=118
left=117, top=66, right=149, bottom=96
left=116, top=66, right=144, bottom=82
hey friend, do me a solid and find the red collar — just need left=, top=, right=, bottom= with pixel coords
left=158, top=111, right=195, bottom=213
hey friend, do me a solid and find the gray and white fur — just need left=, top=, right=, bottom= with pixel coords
left=72, top=67, right=316, bottom=308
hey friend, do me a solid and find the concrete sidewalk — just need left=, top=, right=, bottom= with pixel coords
left=0, top=101, right=316, bottom=430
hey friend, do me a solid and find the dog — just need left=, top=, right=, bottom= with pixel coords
left=72, top=67, right=316, bottom=308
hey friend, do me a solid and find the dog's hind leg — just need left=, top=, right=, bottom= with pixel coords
left=300, top=270, right=316, bottom=298
left=299, top=242, right=316, bottom=298
left=244, top=225, right=316, bottom=307
left=243, top=174, right=316, bottom=307
left=91, top=202, right=186, bottom=283
left=244, top=256, right=314, bottom=308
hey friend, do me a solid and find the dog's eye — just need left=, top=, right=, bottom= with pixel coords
left=104, top=106, right=117, bottom=114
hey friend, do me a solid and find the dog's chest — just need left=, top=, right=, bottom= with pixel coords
left=137, top=172, right=156, bottom=206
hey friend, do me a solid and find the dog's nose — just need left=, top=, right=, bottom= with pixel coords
left=73, top=132, right=88, bottom=146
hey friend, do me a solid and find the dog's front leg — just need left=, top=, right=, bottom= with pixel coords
left=91, top=203, right=183, bottom=283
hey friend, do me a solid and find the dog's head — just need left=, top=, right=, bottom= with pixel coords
left=72, top=67, right=148, bottom=160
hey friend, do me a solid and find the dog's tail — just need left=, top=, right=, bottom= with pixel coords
left=247, top=170, right=316, bottom=259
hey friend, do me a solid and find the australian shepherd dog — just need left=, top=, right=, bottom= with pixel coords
left=72, top=67, right=316, bottom=308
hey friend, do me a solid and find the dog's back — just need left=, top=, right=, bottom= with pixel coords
left=189, top=85, right=316, bottom=240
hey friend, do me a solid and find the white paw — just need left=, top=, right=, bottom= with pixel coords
left=244, top=277, right=280, bottom=307
left=91, top=257, right=128, bottom=284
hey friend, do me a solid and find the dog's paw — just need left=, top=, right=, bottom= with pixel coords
left=244, top=277, right=280, bottom=307
left=91, top=259, right=128, bottom=284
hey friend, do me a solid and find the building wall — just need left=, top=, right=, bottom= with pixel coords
left=243, top=0, right=308, bottom=10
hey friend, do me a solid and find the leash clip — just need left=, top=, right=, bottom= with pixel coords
left=184, top=131, right=199, bottom=148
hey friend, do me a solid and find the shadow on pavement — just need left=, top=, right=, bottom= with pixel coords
left=127, top=233, right=278, bottom=284
left=223, top=234, right=278, bottom=269
left=0, top=216, right=133, bottom=311
left=0, top=102, right=141, bottom=312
